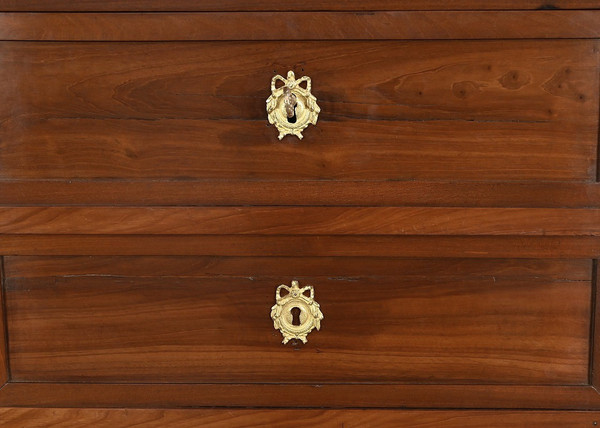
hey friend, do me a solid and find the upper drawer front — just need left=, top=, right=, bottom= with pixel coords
left=2, top=40, right=597, bottom=182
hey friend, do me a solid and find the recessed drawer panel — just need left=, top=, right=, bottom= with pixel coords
left=1, top=40, right=597, bottom=182
left=4, top=256, right=591, bottom=385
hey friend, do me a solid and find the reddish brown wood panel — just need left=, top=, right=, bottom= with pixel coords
left=3, top=40, right=595, bottom=122
left=5, top=120, right=594, bottom=181
left=0, top=12, right=599, bottom=40
left=1, top=383, right=600, bottom=409
left=1, top=41, right=597, bottom=182
left=593, top=260, right=600, bottom=387
left=1, top=408, right=599, bottom=428
left=0, top=206, right=599, bottom=235
left=1, top=181, right=600, bottom=207
left=1, top=235, right=600, bottom=258
left=0, top=0, right=598, bottom=11
left=4, top=257, right=591, bottom=384
left=0, top=257, right=8, bottom=386
left=5, top=256, right=590, bottom=280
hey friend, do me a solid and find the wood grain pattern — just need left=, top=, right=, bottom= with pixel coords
left=1, top=235, right=600, bottom=258
left=4, top=256, right=590, bottom=384
left=592, top=259, right=599, bottom=387
left=1, top=181, right=600, bottom=207
left=1, top=383, right=600, bottom=409
left=0, top=257, right=8, bottom=386
left=6, top=256, right=590, bottom=280
left=1, top=408, right=599, bottom=428
left=0, top=0, right=598, bottom=11
left=0, top=206, right=599, bottom=236
left=0, top=3, right=598, bottom=416
left=3, top=120, right=594, bottom=181
left=0, top=12, right=599, bottom=41
left=2, top=41, right=596, bottom=181
left=4, top=41, right=594, bottom=122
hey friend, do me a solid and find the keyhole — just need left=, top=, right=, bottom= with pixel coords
left=287, top=106, right=297, bottom=123
left=291, top=307, right=301, bottom=326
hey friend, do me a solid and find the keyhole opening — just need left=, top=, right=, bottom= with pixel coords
left=291, top=307, right=301, bottom=326
left=287, top=106, right=297, bottom=123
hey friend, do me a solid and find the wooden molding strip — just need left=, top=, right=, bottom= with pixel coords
left=1, top=181, right=599, bottom=208
left=4, top=256, right=590, bottom=279
left=0, top=235, right=599, bottom=257
left=0, top=0, right=599, bottom=12
left=592, top=260, right=600, bottom=387
left=1, top=383, right=599, bottom=409
left=0, top=206, right=599, bottom=236
left=1, top=408, right=599, bottom=427
left=0, top=11, right=599, bottom=40
left=0, top=258, right=7, bottom=387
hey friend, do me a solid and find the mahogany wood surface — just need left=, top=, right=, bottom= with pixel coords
left=0, top=0, right=598, bottom=12
left=1, top=12, right=600, bottom=41
left=6, top=256, right=590, bottom=279
left=0, top=3, right=599, bottom=416
left=5, top=120, right=593, bottom=181
left=593, top=260, right=600, bottom=387
left=0, top=258, right=7, bottom=387
left=2, top=235, right=600, bottom=258
left=4, top=41, right=593, bottom=122
left=4, top=256, right=591, bottom=384
left=0, top=206, right=599, bottom=236
left=2, top=41, right=596, bottom=182
left=1, top=408, right=600, bottom=428
left=2, top=383, right=600, bottom=409
left=1, top=181, right=600, bottom=207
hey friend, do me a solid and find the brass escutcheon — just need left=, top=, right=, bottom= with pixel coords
left=270, top=280, right=323, bottom=344
left=266, top=71, right=320, bottom=140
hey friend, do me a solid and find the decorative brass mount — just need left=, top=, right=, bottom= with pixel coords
left=270, top=280, right=324, bottom=344
left=266, top=71, right=320, bottom=140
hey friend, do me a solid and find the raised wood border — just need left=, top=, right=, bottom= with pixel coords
left=1, top=409, right=599, bottom=428
left=1, top=235, right=600, bottom=258
left=0, top=257, right=7, bottom=389
left=592, top=260, right=600, bottom=388
left=0, top=181, right=599, bottom=207
left=0, top=0, right=598, bottom=12
left=1, top=409, right=600, bottom=427
left=0, top=206, right=599, bottom=236
left=0, top=11, right=599, bottom=41
left=0, top=383, right=599, bottom=409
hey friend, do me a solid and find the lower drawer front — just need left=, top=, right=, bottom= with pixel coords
left=3, top=256, right=591, bottom=385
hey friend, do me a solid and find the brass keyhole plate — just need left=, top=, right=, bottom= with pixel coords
left=266, top=71, right=320, bottom=140
left=270, top=280, right=324, bottom=344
